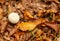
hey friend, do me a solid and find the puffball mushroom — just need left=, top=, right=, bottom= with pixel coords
left=8, top=12, right=20, bottom=24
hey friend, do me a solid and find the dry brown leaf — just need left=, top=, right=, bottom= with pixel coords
left=14, top=38, right=18, bottom=41
left=43, top=37, right=52, bottom=41
left=42, top=33, right=52, bottom=41
left=37, top=10, right=45, bottom=17
left=57, top=37, right=60, bottom=41
left=9, top=25, right=18, bottom=36
left=47, top=9, right=57, bottom=13
left=0, top=8, right=3, bottom=14
left=0, top=8, right=3, bottom=20
left=0, top=0, right=5, bottom=4
left=18, top=18, right=46, bottom=31
left=24, top=10, right=34, bottom=19
left=0, top=14, right=3, bottom=20
left=8, top=3, right=16, bottom=15
left=36, top=29, right=43, bottom=37
left=45, top=22, right=59, bottom=32
left=52, top=14, right=55, bottom=22
left=14, top=30, right=21, bottom=41
left=16, top=3, right=25, bottom=10
left=52, top=0, right=59, bottom=3
left=0, top=20, right=8, bottom=33
left=8, top=4, right=13, bottom=14
left=8, top=22, right=22, bottom=36
left=3, top=36, right=10, bottom=40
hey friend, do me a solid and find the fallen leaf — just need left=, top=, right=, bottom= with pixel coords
left=57, top=37, right=60, bottom=41
left=24, top=10, right=34, bottom=20
left=14, top=30, right=21, bottom=41
left=0, top=8, right=3, bottom=20
left=0, top=20, right=8, bottom=33
left=18, top=18, right=46, bottom=31
left=45, top=22, right=59, bottom=32
left=36, top=29, right=43, bottom=37
left=0, top=0, right=5, bottom=4
left=37, top=10, right=45, bottom=17
left=43, top=37, right=52, bottom=41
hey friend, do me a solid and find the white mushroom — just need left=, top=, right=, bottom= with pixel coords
left=8, top=12, right=20, bottom=24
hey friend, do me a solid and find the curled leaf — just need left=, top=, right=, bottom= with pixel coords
left=8, top=3, right=16, bottom=14
left=0, top=0, right=5, bottom=4
left=47, top=9, right=57, bottom=13
left=9, top=25, right=18, bottom=36
left=0, top=8, right=3, bottom=20
left=36, top=29, right=43, bottom=37
left=14, top=30, right=21, bottom=41
left=8, top=4, right=12, bottom=14
left=0, top=20, right=8, bottom=33
left=45, top=22, right=59, bottom=32
left=24, top=10, right=34, bottom=19
left=0, top=14, right=3, bottom=20
left=37, top=10, right=45, bottom=17
left=43, top=37, right=52, bottom=41
left=52, top=0, right=59, bottom=3
left=18, top=18, right=46, bottom=31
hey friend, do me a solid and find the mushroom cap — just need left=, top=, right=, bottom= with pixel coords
left=8, top=12, right=20, bottom=24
